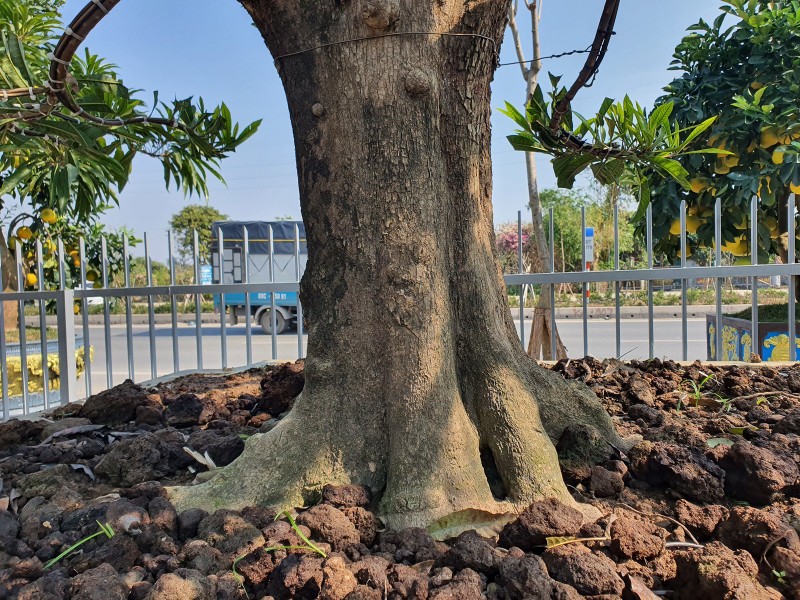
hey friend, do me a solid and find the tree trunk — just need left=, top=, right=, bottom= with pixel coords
left=0, top=229, right=19, bottom=331
left=523, top=152, right=568, bottom=360
left=170, top=0, right=629, bottom=529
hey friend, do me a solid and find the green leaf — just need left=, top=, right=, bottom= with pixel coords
left=590, top=159, right=626, bottom=185
left=553, top=154, right=595, bottom=189
left=0, top=166, right=33, bottom=197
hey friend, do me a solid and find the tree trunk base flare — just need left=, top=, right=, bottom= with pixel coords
left=170, top=0, right=636, bottom=530
left=169, top=357, right=632, bottom=529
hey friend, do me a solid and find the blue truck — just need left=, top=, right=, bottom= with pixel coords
left=210, top=220, right=307, bottom=334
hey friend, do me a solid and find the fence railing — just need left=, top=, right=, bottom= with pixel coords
left=1, top=194, right=798, bottom=419
left=507, top=194, right=800, bottom=363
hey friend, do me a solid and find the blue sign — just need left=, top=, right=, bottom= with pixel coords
left=200, top=265, right=213, bottom=285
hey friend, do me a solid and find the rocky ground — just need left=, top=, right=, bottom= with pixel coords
left=2, top=358, right=800, bottom=599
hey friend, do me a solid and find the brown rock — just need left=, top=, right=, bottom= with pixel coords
left=349, top=556, right=390, bottom=590
left=590, top=466, right=625, bottom=497
left=435, top=530, right=498, bottom=575
left=145, top=568, right=216, bottom=600
left=497, top=554, right=582, bottom=600
left=70, top=564, right=128, bottom=600
left=672, top=499, right=727, bottom=541
left=717, top=441, right=799, bottom=504
left=297, top=505, right=360, bottom=552
left=717, top=506, right=799, bottom=557
left=322, top=484, right=372, bottom=508
left=542, top=544, right=624, bottom=596
left=628, top=441, right=725, bottom=503
left=429, top=568, right=483, bottom=600
left=341, top=507, right=380, bottom=547
left=670, top=542, right=776, bottom=599
left=80, top=379, right=156, bottom=426
left=498, top=498, right=584, bottom=551
left=610, top=517, right=666, bottom=561
left=259, top=360, right=305, bottom=415
left=378, top=527, right=441, bottom=563
left=266, top=554, right=324, bottom=599
left=321, top=556, right=358, bottom=600
left=625, top=375, right=656, bottom=406
left=197, top=510, right=265, bottom=557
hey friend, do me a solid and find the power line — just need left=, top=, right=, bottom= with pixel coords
left=498, top=47, right=592, bottom=68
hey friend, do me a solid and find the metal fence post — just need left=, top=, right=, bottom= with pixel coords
left=56, top=289, right=78, bottom=404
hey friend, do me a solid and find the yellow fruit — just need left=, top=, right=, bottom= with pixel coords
left=715, top=162, right=731, bottom=175
left=25, top=272, right=37, bottom=287
left=669, top=216, right=702, bottom=235
left=41, top=208, right=57, bottom=224
left=690, top=179, right=709, bottom=194
left=761, top=128, right=781, bottom=148
left=764, top=216, right=780, bottom=239
left=16, top=226, right=33, bottom=240
left=73, top=304, right=80, bottom=315
left=68, top=249, right=79, bottom=257
left=86, top=271, right=98, bottom=282
left=723, top=155, right=740, bottom=168
left=722, top=236, right=750, bottom=256
left=790, top=182, right=800, bottom=194
left=772, top=149, right=785, bottom=165
left=73, top=257, right=80, bottom=268
left=93, top=281, right=102, bottom=289
left=751, top=81, right=764, bottom=90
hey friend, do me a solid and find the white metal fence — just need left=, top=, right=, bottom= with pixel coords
left=2, top=196, right=799, bottom=419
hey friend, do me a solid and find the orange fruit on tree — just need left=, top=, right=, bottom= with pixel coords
left=41, top=208, right=57, bottom=224
left=16, top=226, right=33, bottom=240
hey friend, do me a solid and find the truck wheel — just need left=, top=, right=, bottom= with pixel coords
left=260, top=309, right=286, bottom=335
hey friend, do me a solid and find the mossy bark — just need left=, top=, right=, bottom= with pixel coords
left=170, top=0, right=629, bottom=529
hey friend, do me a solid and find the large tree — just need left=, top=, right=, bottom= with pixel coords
left=169, top=0, right=631, bottom=529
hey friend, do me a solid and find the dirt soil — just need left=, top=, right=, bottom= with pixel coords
left=2, top=357, right=800, bottom=599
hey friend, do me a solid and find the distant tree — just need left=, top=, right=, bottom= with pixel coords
left=169, top=204, right=228, bottom=264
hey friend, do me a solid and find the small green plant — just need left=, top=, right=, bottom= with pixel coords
left=232, top=511, right=327, bottom=599
left=756, top=397, right=771, bottom=407
left=44, top=521, right=115, bottom=569
left=773, top=570, right=788, bottom=586
left=687, top=373, right=715, bottom=406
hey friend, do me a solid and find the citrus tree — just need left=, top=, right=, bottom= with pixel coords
left=0, top=0, right=259, bottom=311
left=649, top=0, right=800, bottom=262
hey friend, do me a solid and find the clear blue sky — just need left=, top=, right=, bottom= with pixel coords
left=60, top=0, right=720, bottom=261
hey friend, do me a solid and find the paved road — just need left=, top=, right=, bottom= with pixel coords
left=70, top=318, right=710, bottom=399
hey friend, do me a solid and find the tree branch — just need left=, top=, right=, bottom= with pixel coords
left=550, top=0, right=620, bottom=133
left=507, top=2, right=530, bottom=81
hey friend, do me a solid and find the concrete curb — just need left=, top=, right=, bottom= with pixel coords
left=519, top=304, right=750, bottom=320
left=23, top=304, right=749, bottom=328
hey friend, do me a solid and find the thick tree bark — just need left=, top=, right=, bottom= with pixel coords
left=171, top=0, right=629, bottom=529
left=0, top=229, right=19, bottom=331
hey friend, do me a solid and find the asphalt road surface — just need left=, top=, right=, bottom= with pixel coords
left=71, top=318, right=709, bottom=399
